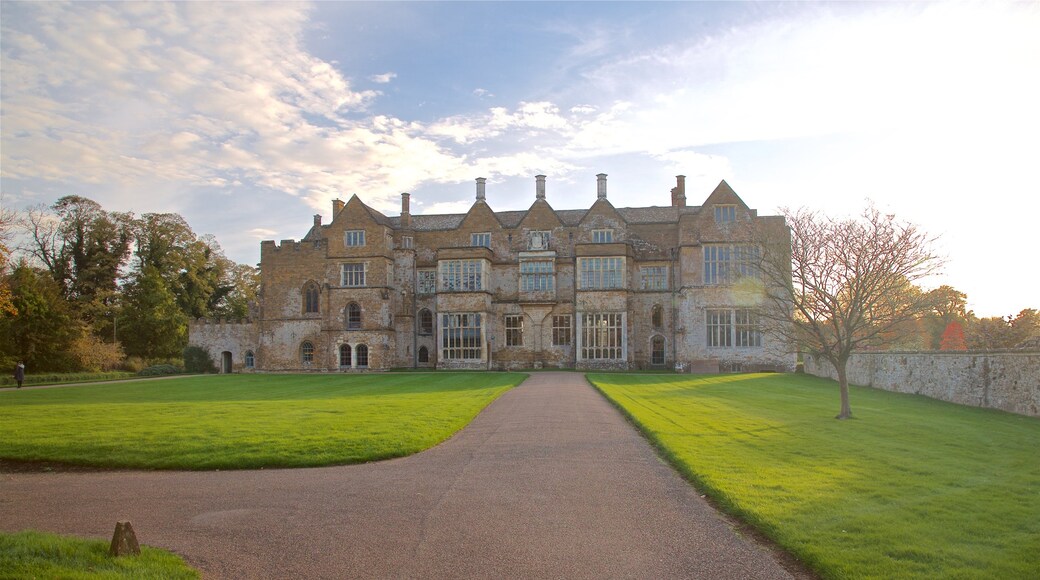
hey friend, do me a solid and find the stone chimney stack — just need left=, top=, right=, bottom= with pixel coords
left=535, top=175, right=546, bottom=200
left=673, top=175, right=686, bottom=207
left=332, top=198, right=344, bottom=215
left=313, top=214, right=322, bottom=227
left=476, top=177, right=487, bottom=201
left=597, top=173, right=608, bottom=200
left=401, top=193, right=411, bottom=228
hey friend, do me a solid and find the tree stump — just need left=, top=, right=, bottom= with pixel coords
left=109, top=520, right=141, bottom=557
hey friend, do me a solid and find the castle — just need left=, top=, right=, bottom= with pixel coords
left=189, top=174, right=795, bottom=372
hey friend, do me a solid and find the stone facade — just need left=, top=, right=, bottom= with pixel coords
left=804, top=351, right=1040, bottom=417
left=189, top=174, right=796, bottom=372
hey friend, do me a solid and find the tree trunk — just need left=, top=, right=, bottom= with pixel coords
left=835, top=361, right=853, bottom=419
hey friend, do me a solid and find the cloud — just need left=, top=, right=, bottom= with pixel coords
left=473, top=88, right=493, bottom=98
left=369, top=72, right=396, bottom=84
left=0, top=2, right=463, bottom=214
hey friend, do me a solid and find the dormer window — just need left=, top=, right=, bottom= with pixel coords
left=592, top=229, right=613, bottom=243
left=528, top=231, right=550, bottom=250
left=714, top=205, right=736, bottom=224
left=471, top=232, right=491, bottom=248
left=345, top=230, right=366, bottom=247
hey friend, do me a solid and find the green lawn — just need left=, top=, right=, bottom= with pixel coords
left=0, top=530, right=199, bottom=579
left=0, top=373, right=524, bottom=470
left=589, top=373, right=1040, bottom=580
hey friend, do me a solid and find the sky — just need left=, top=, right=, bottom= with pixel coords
left=1, top=1, right=1037, bottom=318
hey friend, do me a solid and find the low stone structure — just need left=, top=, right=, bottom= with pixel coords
left=804, top=351, right=1040, bottom=417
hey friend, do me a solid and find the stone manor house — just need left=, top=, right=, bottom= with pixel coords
left=189, top=174, right=795, bottom=372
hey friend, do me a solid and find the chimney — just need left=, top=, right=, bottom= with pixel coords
left=332, top=198, right=344, bottom=215
left=535, top=175, right=546, bottom=200
left=596, top=173, right=607, bottom=200
left=476, top=177, right=487, bottom=201
left=401, top=193, right=411, bottom=228
left=673, top=175, right=686, bottom=207
left=313, top=214, right=322, bottom=227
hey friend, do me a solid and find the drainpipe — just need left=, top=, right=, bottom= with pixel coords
left=412, top=265, right=418, bottom=369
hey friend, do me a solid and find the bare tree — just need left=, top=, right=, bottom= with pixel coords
left=756, top=206, right=944, bottom=419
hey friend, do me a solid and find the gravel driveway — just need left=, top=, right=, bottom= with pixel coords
left=1, top=372, right=797, bottom=579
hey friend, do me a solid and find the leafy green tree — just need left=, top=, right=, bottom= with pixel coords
left=0, top=262, right=79, bottom=371
left=215, top=262, right=260, bottom=319
left=22, top=196, right=133, bottom=337
left=118, top=265, right=188, bottom=359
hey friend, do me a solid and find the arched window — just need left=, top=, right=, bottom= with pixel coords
left=301, top=341, right=314, bottom=364
left=346, top=303, right=362, bottom=330
left=419, top=308, right=433, bottom=335
left=356, top=344, right=369, bottom=368
left=418, top=346, right=429, bottom=363
left=651, top=305, right=663, bottom=328
left=244, top=351, right=255, bottom=369
left=339, top=344, right=352, bottom=367
left=651, top=335, right=665, bottom=365
left=303, top=283, right=320, bottom=314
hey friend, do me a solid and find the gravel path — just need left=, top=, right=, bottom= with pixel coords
left=1, top=372, right=795, bottom=579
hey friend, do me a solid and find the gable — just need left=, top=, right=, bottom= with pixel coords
left=701, top=180, right=749, bottom=210
left=518, top=199, right=564, bottom=230
left=458, top=200, right=503, bottom=232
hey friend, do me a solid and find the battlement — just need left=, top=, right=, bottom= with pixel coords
left=260, top=238, right=328, bottom=258
left=192, top=317, right=254, bottom=327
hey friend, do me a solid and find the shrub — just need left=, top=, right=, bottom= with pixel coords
left=123, top=356, right=147, bottom=373
left=137, top=364, right=182, bottom=377
left=183, top=346, right=216, bottom=374
left=69, top=332, right=125, bottom=372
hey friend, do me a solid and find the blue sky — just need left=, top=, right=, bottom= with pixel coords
left=2, top=1, right=1037, bottom=317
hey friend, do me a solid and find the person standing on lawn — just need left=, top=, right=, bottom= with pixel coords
left=13, top=361, right=25, bottom=388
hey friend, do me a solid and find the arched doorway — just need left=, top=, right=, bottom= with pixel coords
left=221, top=351, right=232, bottom=373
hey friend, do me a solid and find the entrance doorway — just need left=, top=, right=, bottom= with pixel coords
left=221, top=351, right=232, bottom=373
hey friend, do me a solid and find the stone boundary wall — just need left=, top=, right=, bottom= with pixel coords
left=804, top=351, right=1040, bottom=417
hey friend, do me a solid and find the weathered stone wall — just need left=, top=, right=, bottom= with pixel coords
left=197, top=176, right=798, bottom=372
left=804, top=352, right=1040, bottom=417
left=188, top=319, right=259, bottom=372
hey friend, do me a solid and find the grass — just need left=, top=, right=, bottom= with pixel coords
left=588, top=372, right=1040, bottom=580
left=0, top=530, right=199, bottom=579
left=0, top=372, right=524, bottom=470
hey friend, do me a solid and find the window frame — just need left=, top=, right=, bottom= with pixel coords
left=651, top=335, right=666, bottom=365
left=714, top=205, right=737, bottom=224
left=418, top=308, right=433, bottom=335
left=578, top=257, right=625, bottom=290
left=520, top=259, right=554, bottom=292
left=591, top=229, right=614, bottom=243
left=301, top=341, right=315, bottom=364
left=401, top=235, right=413, bottom=249
left=471, top=232, right=491, bottom=248
left=344, top=229, right=367, bottom=247
left=441, top=312, right=484, bottom=360
left=303, top=283, right=320, bottom=314
left=703, top=244, right=759, bottom=285
left=552, top=315, right=572, bottom=346
left=579, top=312, right=625, bottom=361
left=706, top=309, right=734, bottom=348
left=356, top=344, right=369, bottom=368
left=244, top=350, right=254, bottom=369
left=341, top=262, right=367, bottom=287
left=339, top=344, right=352, bottom=367
left=505, top=314, right=524, bottom=347
left=439, top=259, right=485, bottom=292
left=639, top=266, right=668, bottom=290
left=417, top=269, right=437, bottom=295
left=346, top=302, right=362, bottom=330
